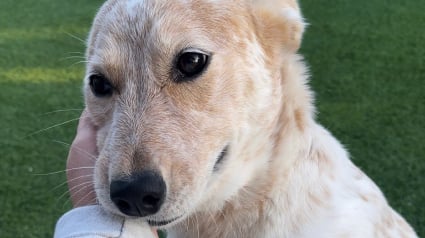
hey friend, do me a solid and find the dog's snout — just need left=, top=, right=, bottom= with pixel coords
left=110, top=171, right=166, bottom=217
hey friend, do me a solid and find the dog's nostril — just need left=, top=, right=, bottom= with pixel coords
left=116, top=199, right=131, bottom=212
left=142, top=195, right=160, bottom=208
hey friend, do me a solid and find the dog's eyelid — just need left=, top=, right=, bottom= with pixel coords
left=88, top=69, right=106, bottom=78
left=180, top=47, right=211, bottom=55
left=88, top=65, right=112, bottom=79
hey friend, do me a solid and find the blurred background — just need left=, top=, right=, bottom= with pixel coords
left=0, top=0, right=423, bottom=237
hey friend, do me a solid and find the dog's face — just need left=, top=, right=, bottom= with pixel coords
left=84, top=0, right=304, bottom=227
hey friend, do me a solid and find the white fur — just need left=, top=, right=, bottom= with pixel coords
left=281, top=7, right=303, bottom=22
left=126, top=0, right=141, bottom=16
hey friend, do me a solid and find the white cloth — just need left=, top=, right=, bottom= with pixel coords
left=54, top=205, right=156, bottom=238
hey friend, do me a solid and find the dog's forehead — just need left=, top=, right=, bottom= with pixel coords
left=124, top=0, right=229, bottom=11
left=108, top=0, right=247, bottom=37
left=108, top=0, right=239, bottom=27
left=90, top=0, right=250, bottom=75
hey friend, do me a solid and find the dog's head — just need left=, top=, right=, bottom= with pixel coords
left=84, top=0, right=305, bottom=227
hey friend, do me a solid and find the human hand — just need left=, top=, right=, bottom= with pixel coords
left=66, top=110, right=98, bottom=207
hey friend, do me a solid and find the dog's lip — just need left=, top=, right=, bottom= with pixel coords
left=214, top=145, right=229, bottom=171
left=147, top=215, right=183, bottom=227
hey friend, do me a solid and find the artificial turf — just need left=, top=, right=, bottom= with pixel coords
left=0, top=0, right=423, bottom=237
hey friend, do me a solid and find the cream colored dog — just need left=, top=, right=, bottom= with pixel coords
left=83, top=0, right=418, bottom=237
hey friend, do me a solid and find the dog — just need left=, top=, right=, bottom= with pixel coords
left=83, top=0, right=418, bottom=237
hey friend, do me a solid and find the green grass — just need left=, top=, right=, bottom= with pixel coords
left=301, top=0, right=425, bottom=234
left=0, top=0, right=103, bottom=237
left=0, top=0, right=423, bottom=237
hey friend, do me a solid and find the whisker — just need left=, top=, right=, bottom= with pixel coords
left=65, top=32, right=86, bottom=45
left=73, top=190, right=97, bottom=207
left=60, top=55, right=86, bottom=61
left=69, top=181, right=94, bottom=194
left=65, top=51, right=85, bottom=56
left=52, top=140, right=97, bottom=161
left=57, top=181, right=93, bottom=203
left=51, top=177, right=93, bottom=206
left=55, top=190, right=70, bottom=206
left=69, top=60, right=89, bottom=67
left=50, top=174, right=93, bottom=192
left=40, top=109, right=83, bottom=116
left=33, top=167, right=95, bottom=176
left=56, top=182, right=95, bottom=208
left=23, top=116, right=87, bottom=138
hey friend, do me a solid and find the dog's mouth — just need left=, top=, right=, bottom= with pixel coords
left=147, top=215, right=183, bottom=227
left=214, top=145, right=229, bottom=171
left=147, top=146, right=229, bottom=228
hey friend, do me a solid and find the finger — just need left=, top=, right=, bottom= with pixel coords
left=67, top=140, right=96, bottom=207
left=151, top=228, right=159, bottom=238
left=76, top=109, right=98, bottom=140
left=66, top=109, right=99, bottom=207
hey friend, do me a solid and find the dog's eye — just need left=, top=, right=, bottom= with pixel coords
left=89, top=74, right=113, bottom=97
left=175, top=50, right=209, bottom=81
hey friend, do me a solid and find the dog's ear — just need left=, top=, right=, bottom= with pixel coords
left=249, top=0, right=305, bottom=53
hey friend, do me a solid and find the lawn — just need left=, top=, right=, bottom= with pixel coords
left=0, top=0, right=423, bottom=237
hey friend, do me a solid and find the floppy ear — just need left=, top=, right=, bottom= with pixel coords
left=249, top=0, right=305, bottom=53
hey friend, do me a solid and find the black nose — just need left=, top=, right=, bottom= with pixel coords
left=110, top=171, right=166, bottom=217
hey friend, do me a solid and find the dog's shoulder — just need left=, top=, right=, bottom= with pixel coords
left=265, top=125, right=417, bottom=237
